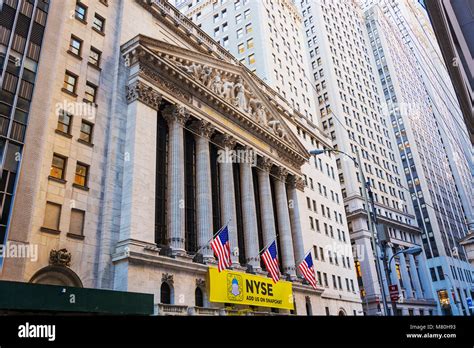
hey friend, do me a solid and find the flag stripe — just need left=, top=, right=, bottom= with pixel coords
left=261, top=241, right=280, bottom=283
left=298, top=253, right=318, bottom=289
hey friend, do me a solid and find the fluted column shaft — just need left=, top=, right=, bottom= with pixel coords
left=398, top=250, right=413, bottom=299
left=257, top=158, right=276, bottom=248
left=386, top=246, right=401, bottom=290
left=218, top=135, right=239, bottom=265
left=240, top=153, right=260, bottom=270
left=408, top=254, right=423, bottom=299
left=415, top=253, right=434, bottom=299
left=163, top=105, right=189, bottom=255
left=194, top=121, right=215, bottom=260
left=288, top=177, right=305, bottom=268
left=274, top=168, right=296, bottom=278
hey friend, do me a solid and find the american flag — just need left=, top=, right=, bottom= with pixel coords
left=298, top=252, right=317, bottom=289
left=261, top=240, right=280, bottom=283
left=210, top=225, right=231, bottom=272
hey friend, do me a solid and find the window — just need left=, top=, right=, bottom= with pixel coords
left=75, top=1, right=87, bottom=22
left=236, top=28, right=243, bottom=39
left=93, top=13, right=105, bottom=33
left=248, top=53, right=255, bottom=65
left=89, top=47, right=101, bottom=67
left=160, top=282, right=172, bottom=304
left=247, top=38, right=254, bottom=49
left=79, top=120, right=93, bottom=144
left=69, top=209, right=85, bottom=236
left=74, top=162, right=89, bottom=187
left=222, top=36, right=229, bottom=48
left=43, top=202, right=61, bottom=231
left=85, top=82, right=97, bottom=103
left=50, top=154, right=66, bottom=180
left=235, top=14, right=242, bottom=24
left=195, top=287, right=204, bottom=307
left=245, top=23, right=252, bottom=33
left=244, top=9, right=250, bottom=19
left=57, top=110, right=72, bottom=134
left=69, top=35, right=82, bottom=56
left=63, top=71, right=78, bottom=95
left=238, top=43, right=245, bottom=54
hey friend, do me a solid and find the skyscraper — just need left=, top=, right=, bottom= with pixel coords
left=364, top=0, right=474, bottom=316
left=298, top=0, right=437, bottom=315
left=176, top=0, right=363, bottom=315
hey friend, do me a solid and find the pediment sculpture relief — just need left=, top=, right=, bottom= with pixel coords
left=176, top=61, right=289, bottom=142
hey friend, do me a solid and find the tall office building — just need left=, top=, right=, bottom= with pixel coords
left=0, top=0, right=355, bottom=315
left=364, top=0, right=474, bottom=315
left=0, top=0, right=50, bottom=262
left=176, top=0, right=363, bottom=315
left=298, top=0, right=437, bottom=315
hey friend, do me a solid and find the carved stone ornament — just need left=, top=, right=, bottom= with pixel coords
left=162, top=104, right=190, bottom=125
left=258, top=156, right=274, bottom=173
left=195, top=120, right=215, bottom=139
left=175, top=61, right=285, bottom=135
left=289, top=175, right=306, bottom=191
left=196, top=278, right=206, bottom=288
left=162, top=273, right=174, bottom=285
left=275, top=167, right=289, bottom=181
left=49, top=249, right=72, bottom=267
left=126, top=80, right=163, bottom=110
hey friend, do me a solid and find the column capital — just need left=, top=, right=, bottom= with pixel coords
left=126, top=80, right=162, bottom=110
left=257, top=156, right=274, bottom=173
left=275, top=166, right=289, bottom=181
left=216, top=133, right=237, bottom=149
left=289, top=175, right=306, bottom=191
left=162, top=104, right=190, bottom=125
left=192, top=119, right=216, bottom=139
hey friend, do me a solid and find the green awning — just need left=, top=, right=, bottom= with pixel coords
left=0, top=280, right=154, bottom=315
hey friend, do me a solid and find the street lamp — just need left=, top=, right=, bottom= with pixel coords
left=310, top=147, right=389, bottom=316
left=387, top=246, right=423, bottom=268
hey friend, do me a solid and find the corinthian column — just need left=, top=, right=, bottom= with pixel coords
left=194, top=120, right=215, bottom=261
left=397, top=248, right=413, bottom=299
left=408, top=253, right=423, bottom=299
left=217, top=134, right=239, bottom=265
left=239, top=147, right=260, bottom=271
left=162, top=104, right=190, bottom=256
left=274, top=167, right=296, bottom=278
left=288, top=176, right=305, bottom=268
left=257, top=157, right=276, bottom=248
left=386, top=245, right=401, bottom=291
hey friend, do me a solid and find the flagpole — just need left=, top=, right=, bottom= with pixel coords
left=258, top=235, right=279, bottom=254
left=295, top=248, right=313, bottom=265
left=193, top=218, right=232, bottom=256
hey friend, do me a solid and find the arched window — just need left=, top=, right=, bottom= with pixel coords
left=338, top=309, right=346, bottom=316
left=195, top=287, right=204, bottom=307
left=160, top=282, right=172, bottom=304
left=305, top=296, right=313, bottom=316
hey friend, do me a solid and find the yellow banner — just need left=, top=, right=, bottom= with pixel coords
left=208, top=268, right=294, bottom=310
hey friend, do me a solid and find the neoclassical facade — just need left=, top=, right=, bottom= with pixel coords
left=113, top=35, right=322, bottom=313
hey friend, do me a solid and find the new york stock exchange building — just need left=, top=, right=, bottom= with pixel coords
left=0, top=0, right=329, bottom=316
left=115, top=8, right=320, bottom=316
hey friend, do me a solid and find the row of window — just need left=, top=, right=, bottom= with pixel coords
left=75, top=1, right=106, bottom=34
left=50, top=153, right=89, bottom=189
left=69, top=35, right=102, bottom=68
left=63, top=70, right=98, bottom=104
left=42, top=202, right=85, bottom=237
left=316, top=269, right=356, bottom=293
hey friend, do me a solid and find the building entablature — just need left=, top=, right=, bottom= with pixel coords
left=122, top=35, right=310, bottom=177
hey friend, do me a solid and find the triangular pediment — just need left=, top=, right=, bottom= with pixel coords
left=122, top=35, right=310, bottom=168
